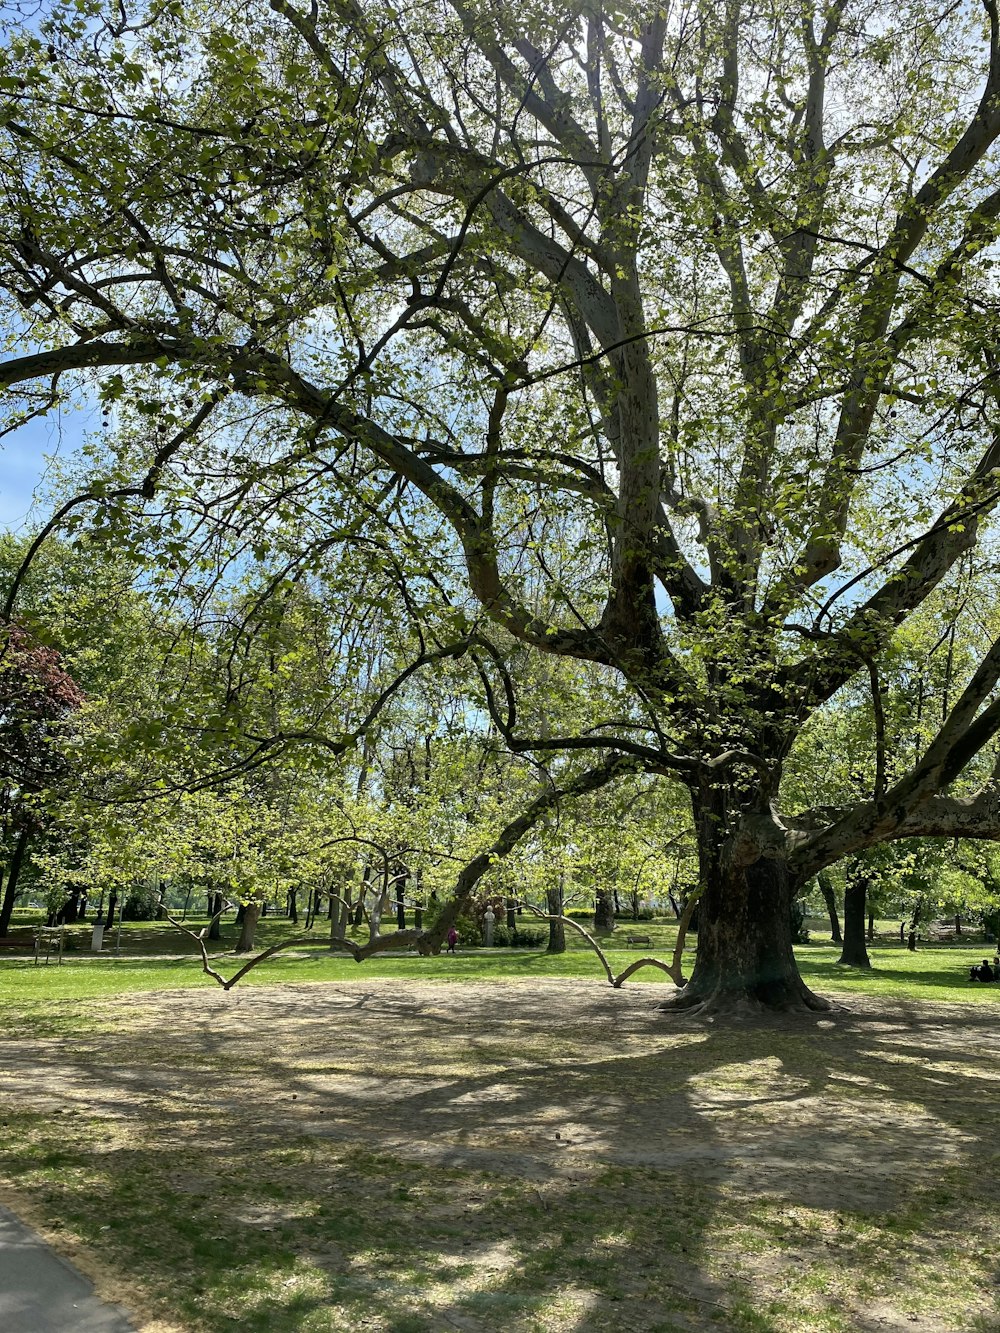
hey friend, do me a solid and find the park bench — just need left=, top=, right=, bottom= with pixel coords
left=625, top=933, right=652, bottom=947
left=33, top=926, right=65, bottom=966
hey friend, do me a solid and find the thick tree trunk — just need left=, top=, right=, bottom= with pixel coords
left=0, top=826, right=30, bottom=937
left=61, top=887, right=82, bottom=924
left=664, top=788, right=830, bottom=1015
left=817, top=871, right=842, bottom=944
left=546, top=880, right=565, bottom=954
left=287, top=888, right=298, bottom=924
left=235, top=900, right=260, bottom=953
left=838, top=878, right=871, bottom=968
left=594, top=887, right=615, bottom=933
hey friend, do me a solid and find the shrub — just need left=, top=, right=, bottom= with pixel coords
left=123, top=884, right=159, bottom=921
left=511, top=926, right=545, bottom=948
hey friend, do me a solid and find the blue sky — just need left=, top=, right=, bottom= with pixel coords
left=0, top=413, right=84, bottom=531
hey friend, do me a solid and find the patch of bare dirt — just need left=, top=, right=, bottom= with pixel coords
left=4, top=979, right=1000, bottom=1332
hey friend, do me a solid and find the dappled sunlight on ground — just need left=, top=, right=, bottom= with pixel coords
left=2, top=979, right=999, bottom=1331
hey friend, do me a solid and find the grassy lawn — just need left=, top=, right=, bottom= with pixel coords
left=2, top=922, right=1000, bottom=1332
left=3, top=908, right=999, bottom=1005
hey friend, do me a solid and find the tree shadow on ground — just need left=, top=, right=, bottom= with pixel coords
left=1, top=982, right=999, bottom=1332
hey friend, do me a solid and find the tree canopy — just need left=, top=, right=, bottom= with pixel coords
left=4, top=0, right=1000, bottom=1009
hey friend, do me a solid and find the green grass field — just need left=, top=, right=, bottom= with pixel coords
left=3, top=909, right=998, bottom=1007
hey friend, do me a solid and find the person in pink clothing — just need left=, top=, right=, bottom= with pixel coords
left=446, top=926, right=458, bottom=954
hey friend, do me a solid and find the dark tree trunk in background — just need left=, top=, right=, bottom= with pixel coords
left=287, top=888, right=298, bottom=924
left=395, top=874, right=406, bottom=930
left=818, top=871, right=842, bottom=944
left=0, top=826, right=30, bottom=937
left=208, top=891, right=223, bottom=941
left=105, top=888, right=118, bottom=934
left=867, top=911, right=875, bottom=942
left=955, top=913, right=962, bottom=936
left=352, top=866, right=369, bottom=928
left=838, top=878, right=871, bottom=968
left=547, top=880, right=565, bottom=954
left=235, top=900, right=260, bottom=952
left=335, top=890, right=350, bottom=939
left=60, top=887, right=83, bottom=924
left=594, top=888, right=615, bottom=933
left=414, top=869, right=423, bottom=930
left=235, top=903, right=246, bottom=926
left=506, top=896, right=517, bottom=931
left=907, top=897, right=925, bottom=952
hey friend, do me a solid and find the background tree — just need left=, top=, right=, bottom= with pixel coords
left=7, top=0, right=1000, bottom=1010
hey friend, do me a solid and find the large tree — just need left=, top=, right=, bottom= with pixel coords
left=5, top=0, right=1000, bottom=1010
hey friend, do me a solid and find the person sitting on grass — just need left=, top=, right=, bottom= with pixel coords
left=974, top=959, right=996, bottom=982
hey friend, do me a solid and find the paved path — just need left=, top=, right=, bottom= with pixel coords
left=0, top=1203, right=136, bottom=1332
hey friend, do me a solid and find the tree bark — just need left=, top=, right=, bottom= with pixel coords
left=838, top=878, right=871, bottom=968
left=546, top=879, right=565, bottom=954
left=664, top=787, right=830, bottom=1015
left=817, top=871, right=842, bottom=944
left=235, top=900, right=260, bottom=953
left=61, top=887, right=82, bottom=924
left=0, top=826, right=30, bottom=937
left=907, top=896, right=925, bottom=952
left=208, top=890, right=223, bottom=941
left=505, top=895, right=517, bottom=931
left=867, top=911, right=875, bottom=942
left=335, top=890, right=350, bottom=939
left=594, top=887, right=615, bottom=933
left=287, top=888, right=298, bottom=924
